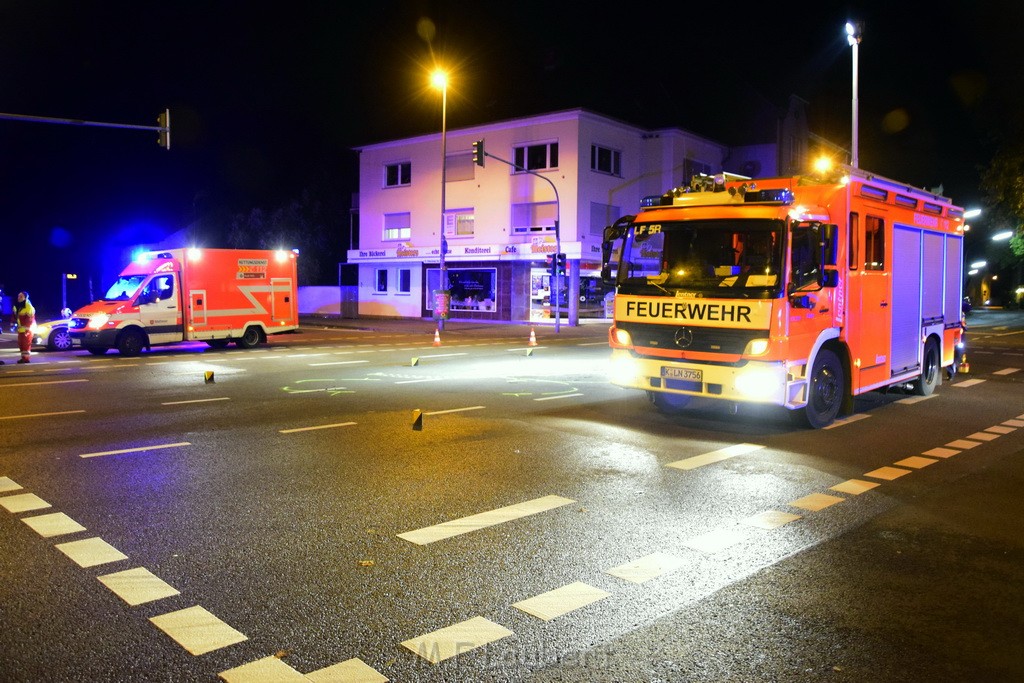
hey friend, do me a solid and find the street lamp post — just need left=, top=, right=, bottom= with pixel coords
left=846, top=21, right=862, bottom=168
left=431, top=69, right=449, bottom=331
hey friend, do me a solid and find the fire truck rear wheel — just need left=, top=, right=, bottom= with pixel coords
left=649, top=391, right=692, bottom=415
left=803, top=348, right=844, bottom=429
left=913, top=338, right=941, bottom=396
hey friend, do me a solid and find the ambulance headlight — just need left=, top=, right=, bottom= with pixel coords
left=735, top=368, right=778, bottom=399
left=743, top=338, right=770, bottom=356
left=88, top=313, right=110, bottom=329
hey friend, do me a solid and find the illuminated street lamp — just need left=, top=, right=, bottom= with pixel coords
left=992, top=230, right=1014, bottom=242
left=846, top=21, right=863, bottom=168
left=430, top=68, right=449, bottom=331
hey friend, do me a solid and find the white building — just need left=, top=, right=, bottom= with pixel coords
left=350, top=107, right=799, bottom=323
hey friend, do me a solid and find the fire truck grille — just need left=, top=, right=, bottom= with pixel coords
left=619, top=322, right=763, bottom=356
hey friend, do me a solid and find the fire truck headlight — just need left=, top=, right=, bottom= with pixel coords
left=610, top=327, right=632, bottom=347
left=743, top=338, right=770, bottom=356
left=735, top=368, right=778, bottom=400
left=609, top=354, right=640, bottom=385
left=88, top=313, right=110, bottom=329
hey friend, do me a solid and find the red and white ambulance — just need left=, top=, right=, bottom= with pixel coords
left=70, top=248, right=299, bottom=355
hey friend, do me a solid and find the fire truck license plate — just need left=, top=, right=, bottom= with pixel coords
left=662, top=367, right=702, bottom=382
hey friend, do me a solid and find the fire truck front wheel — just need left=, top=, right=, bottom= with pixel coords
left=913, top=338, right=941, bottom=396
left=802, top=348, right=844, bottom=429
left=648, top=391, right=692, bottom=415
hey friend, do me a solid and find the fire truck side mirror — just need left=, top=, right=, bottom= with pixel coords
left=821, top=270, right=839, bottom=288
left=822, top=224, right=838, bottom=266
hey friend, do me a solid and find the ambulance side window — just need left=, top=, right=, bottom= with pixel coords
left=849, top=212, right=859, bottom=271
left=864, top=215, right=885, bottom=270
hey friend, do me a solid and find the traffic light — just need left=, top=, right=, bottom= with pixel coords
left=472, top=139, right=485, bottom=167
left=545, top=253, right=556, bottom=275
left=156, top=108, right=170, bottom=150
left=555, top=253, right=567, bottom=276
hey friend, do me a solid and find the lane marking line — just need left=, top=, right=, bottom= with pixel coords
left=398, top=494, right=575, bottom=545
left=309, top=360, right=370, bottom=367
left=401, top=616, right=513, bottom=664
left=0, top=476, right=24, bottom=493
left=993, top=368, right=1020, bottom=375
left=966, top=431, right=1000, bottom=442
left=894, top=455, right=939, bottom=469
left=823, top=413, right=871, bottom=429
left=534, top=393, right=583, bottom=401
left=512, top=581, right=610, bottom=621
left=951, top=378, right=986, bottom=387
left=161, top=398, right=230, bottom=405
left=0, top=409, right=86, bottom=419
left=924, top=447, right=961, bottom=458
left=305, top=658, right=388, bottom=683
left=864, top=466, right=912, bottom=481
left=280, top=421, right=357, bottom=434
left=945, top=439, right=981, bottom=450
left=683, top=526, right=748, bottom=554
left=1, top=379, right=89, bottom=388
left=1003, top=419, right=1024, bottom=428
left=666, top=443, right=764, bottom=471
left=219, top=656, right=306, bottom=682
left=985, top=425, right=1017, bottom=435
left=0, top=493, right=51, bottom=513
left=423, top=406, right=485, bottom=416
left=80, top=442, right=191, bottom=459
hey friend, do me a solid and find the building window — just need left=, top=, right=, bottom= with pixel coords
left=590, top=145, right=621, bottom=176
left=383, top=212, right=410, bottom=241
left=513, top=142, right=558, bottom=172
left=426, top=268, right=497, bottom=313
left=511, top=201, right=557, bottom=234
left=589, top=202, right=621, bottom=236
left=384, top=162, right=411, bottom=188
left=374, top=269, right=388, bottom=293
left=398, top=268, right=411, bottom=294
left=444, top=209, right=475, bottom=237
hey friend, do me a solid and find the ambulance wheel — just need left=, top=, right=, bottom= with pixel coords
left=117, top=329, right=146, bottom=357
left=913, top=338, right=941, bottom=396
left=803, top=349, right=843, bottom=428
left=649, top=391, right=691, bottom=415
left=236, top=326, right=263, bottom=349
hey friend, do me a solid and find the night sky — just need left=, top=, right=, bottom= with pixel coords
left=2, top=1, right=1021, bottom=314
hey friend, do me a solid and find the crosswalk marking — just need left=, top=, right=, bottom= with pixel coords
left=665, top=443, right=764, bottom=471
left=401, top=616, right=513, bottom=664
left=98, top=567, right=180, bottom=606
left=605, top=552, right=687, bottom=583
left=512, top=581, right=610, bottom=621
left=150, top=605, right=248, bottom=656
left=398, top=495, right=574, bottom=545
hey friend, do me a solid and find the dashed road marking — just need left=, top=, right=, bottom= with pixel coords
left=952, top=378, right=986, bottom=387
left=864, top=466, right=912, bottom=481
left=0, top=409, right=86, bottom=421
left=967, top=431, right=1001, bottom=442
left=150, top=605, right=248, bottom=656
left=512, top=581, right=610, bottom=621
left=423, top=406, right=486, bottom=416
left=219, top=656, right=307, bottom=682
left=683, top=527, right=747, bottom=553
left=789, top=493, right=845, bottom=511
left=80, top=442, right=191, bottom=459
left=534, top=392, right=583, bottom=401
left=55, top=537, right=128, bottom=568
left=665, top=443, right=764, bottom=471
left=605, top=552, right=687, bottom=583
left=1004, top=419, right=1024, bottom=428
left=22, top=512, right=86, bottom=537
left=923, top=446, right=961, bottom=458
left=895, top=456, right=939, bottom=469
left=0, top=476, right=23, bottom=493
left=280, top=421, right=357, bottom=434
left=830, top=479, right=879, bottom=495
left=398, top=494, right=574, bottom=545
left=162, top=398, right=230, bottom=405
left=98, top=567, right=180, bottom=606
left=945, top=439, right=981, bottom=450
left=985, top=424, right=1017, bottom=435
left=0, top=493, right=51, bottom=513
left=823, top=413, right=871, bottom=429
left=741, top=510, right=802, bottom=529
left=993, top=368, right=1020, bottom=375
left=401, top=616, right=513, bottom=664
left=1, top=378, right=89, bottom=388
left=304, top=658, right=388, bottom=683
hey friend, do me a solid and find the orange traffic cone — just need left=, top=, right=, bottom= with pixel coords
left=528, top=327, right=537, bottom=346
left=433, top=329, right=441, bottom=346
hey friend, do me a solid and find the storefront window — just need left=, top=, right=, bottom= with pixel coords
left=426, top=268, right=496, bottom=312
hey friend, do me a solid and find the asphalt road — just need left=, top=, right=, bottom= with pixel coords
left=0, top=311, right=1021, bottom=682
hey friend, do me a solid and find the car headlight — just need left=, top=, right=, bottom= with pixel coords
left=610, top=327, right=632, bottom=347
left=743, top=338, right=770, bottom=356
left=735, top=368, right=779, bottom=400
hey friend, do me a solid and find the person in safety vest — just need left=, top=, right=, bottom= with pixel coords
left=12, top=291, right=35, bottom=363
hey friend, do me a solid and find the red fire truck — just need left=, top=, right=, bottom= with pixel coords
left=70, top=248, right=299, bottom=355
left=601, top=168, right=965, bottom=428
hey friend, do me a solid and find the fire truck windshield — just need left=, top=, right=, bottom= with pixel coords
left=102, top=275, right=147, bottom=301
left=617, top=219, right=785, bottom=298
